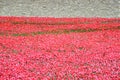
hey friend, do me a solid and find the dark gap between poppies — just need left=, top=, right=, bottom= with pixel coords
left=0, top=26, right=117, bottom=36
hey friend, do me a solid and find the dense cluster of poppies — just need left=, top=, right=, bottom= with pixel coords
left=0, top=17, right=120, bottom=80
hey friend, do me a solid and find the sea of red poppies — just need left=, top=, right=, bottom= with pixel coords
left=0, top=17, right=120, bottom=80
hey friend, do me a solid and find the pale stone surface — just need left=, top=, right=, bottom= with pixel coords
left=0, top=0, right=119, bottom=17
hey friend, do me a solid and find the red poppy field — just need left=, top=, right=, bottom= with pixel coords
left=0, top=17, right=120, bottom=80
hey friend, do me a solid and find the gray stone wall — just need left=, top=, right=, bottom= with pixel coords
left=0, top=0, right=119, bottom=17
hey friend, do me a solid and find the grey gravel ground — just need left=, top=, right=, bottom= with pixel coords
left=0, top=0, right=119, bottom=17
